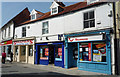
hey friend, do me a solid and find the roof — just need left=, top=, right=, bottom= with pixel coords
left=56, top=2, right=65, bottom=7
left=35, top=10, right=44, bottom=15
left=1, top=7, right=30, bottom=29
left=19, top=2, right=106, bottom=26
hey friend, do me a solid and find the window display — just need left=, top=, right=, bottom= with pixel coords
left=79, top=43, right=91, bottom=61
left=92, top=42, right=106, bottom=62
left=55, top=45, right=62, bottom=61
left=40, top=46, right=49, bottom=60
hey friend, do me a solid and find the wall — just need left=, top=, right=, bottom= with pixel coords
left=1, top=21, right=14, bottom=40
left=15, top=3, right=113, bottom=42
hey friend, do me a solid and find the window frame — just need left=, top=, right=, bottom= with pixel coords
left=42, top=21, right=49, bottom=35
left=4, top=29, right=6, bottom=38
left=31, top=14, right=36, bottom=20
left=83, top=10, right=95, bottom=29
left=52, top=7, right=57, bottom=14
left=78, top=41, right=107, bottom=64
left=22, top=26, right=26, bottom=37
left=8, top=26, right=10, bottom=37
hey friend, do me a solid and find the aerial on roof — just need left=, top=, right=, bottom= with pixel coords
left=19, top=1, right=105, bottom=26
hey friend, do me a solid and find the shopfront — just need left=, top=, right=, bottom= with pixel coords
left=13, top=39, right=35, bottom=64
left=65, top=30, right=112, bottom=74
left=0, top=40, right=13, bottom=60
left=35, top=42, right=64, bottom=68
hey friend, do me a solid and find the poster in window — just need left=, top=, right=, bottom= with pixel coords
left=85, top=48, right=88, bottom=51
left=80, top=48, right=82, bottom=52
left=93, top=53, right=102, bottom=62
left=88, top=43, right=91, bottom=61
left=45, top=48, right=49, bottom=56
left=58, top=48, right=62, bottom=56
left=55, top=48, right=62, bottom=61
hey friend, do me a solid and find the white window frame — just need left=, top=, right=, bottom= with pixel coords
left=8, top=26, right=10, bottom=37
left=22, top=26, right=26, bottom=37
left=83, top=10, right=95, bottom=29
left=4, top=29, right=6, bottom=38
left=42, top=21, right=49, bottom=35
left=52, top=7, right=57, bottom=14
left=31, top=14, right=36, bottom=20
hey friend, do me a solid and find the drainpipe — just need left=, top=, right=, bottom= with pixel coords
left=113, top=2, right=118, bottom=75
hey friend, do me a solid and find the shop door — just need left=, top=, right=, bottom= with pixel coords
left=49, top=45, right=54, bottom=64
left=68, top=43, right=78, bottom=68
left=20, top=46, right=26, bottom=62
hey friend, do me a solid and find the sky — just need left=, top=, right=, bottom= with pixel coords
left=1, top=0, right=84, bottom=28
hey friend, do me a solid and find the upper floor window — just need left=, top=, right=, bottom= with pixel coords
left=22, top=27, right=26, bottom=37
left=52, top=7, right=57, bottom=14
left=8, top=26, right=10, bottom=37
left=2, top=31, right=3, bottom=39
left=31, top=14, right=36, bottom=20
left=4, top=29, right=6, bottom=37
left=42, top=21, right=49, bottom=34
left=84, top=11, right=95, bottom=29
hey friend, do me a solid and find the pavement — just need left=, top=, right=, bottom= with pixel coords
left=1, top=61, right=119, bottom=77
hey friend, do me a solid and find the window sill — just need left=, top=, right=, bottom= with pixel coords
left=78, top=61, right=107, bottom=64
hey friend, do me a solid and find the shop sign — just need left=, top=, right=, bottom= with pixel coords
left=68, top=35, right=103, bottom=42
left=14, top=40, right=34, bottom=45
left=1, top=40, right=12, bottom=45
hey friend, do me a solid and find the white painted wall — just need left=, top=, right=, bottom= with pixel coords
left=1, top=21, right=14, bottom=40
left=15, top=3, right=113, bottom=43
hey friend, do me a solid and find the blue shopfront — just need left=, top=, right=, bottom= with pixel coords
left=35, top=42, right=64, bottom=68
left=65, top=30, right=112, bottom=74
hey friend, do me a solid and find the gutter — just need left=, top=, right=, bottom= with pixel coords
left=113, top=2, right=118, bottom=75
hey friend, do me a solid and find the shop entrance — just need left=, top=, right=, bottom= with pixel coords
left=20, top=46, right=26, bottom=62
left=68, top=43, right=78, bottom=68
left=49, top=45, right=54, bottom=64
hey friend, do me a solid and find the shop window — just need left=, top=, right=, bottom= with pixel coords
left=84, top=11, right=95, bottom=28
left=29, top=45, right=33, bottom=56
left=55, top=45, right=62, bottom=61
left=42, top=21, right=49, bottom=34
left=7, top=45, right=11, bottom=55
left=22, top=27, right=26, bottom=37
left=15, top=46, right=18, bottom=55
left=92, top=42, right=106, bottom=62
left=40, top=46, right=49, bottom=60
left=79, top=43, right=91, bottom=61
